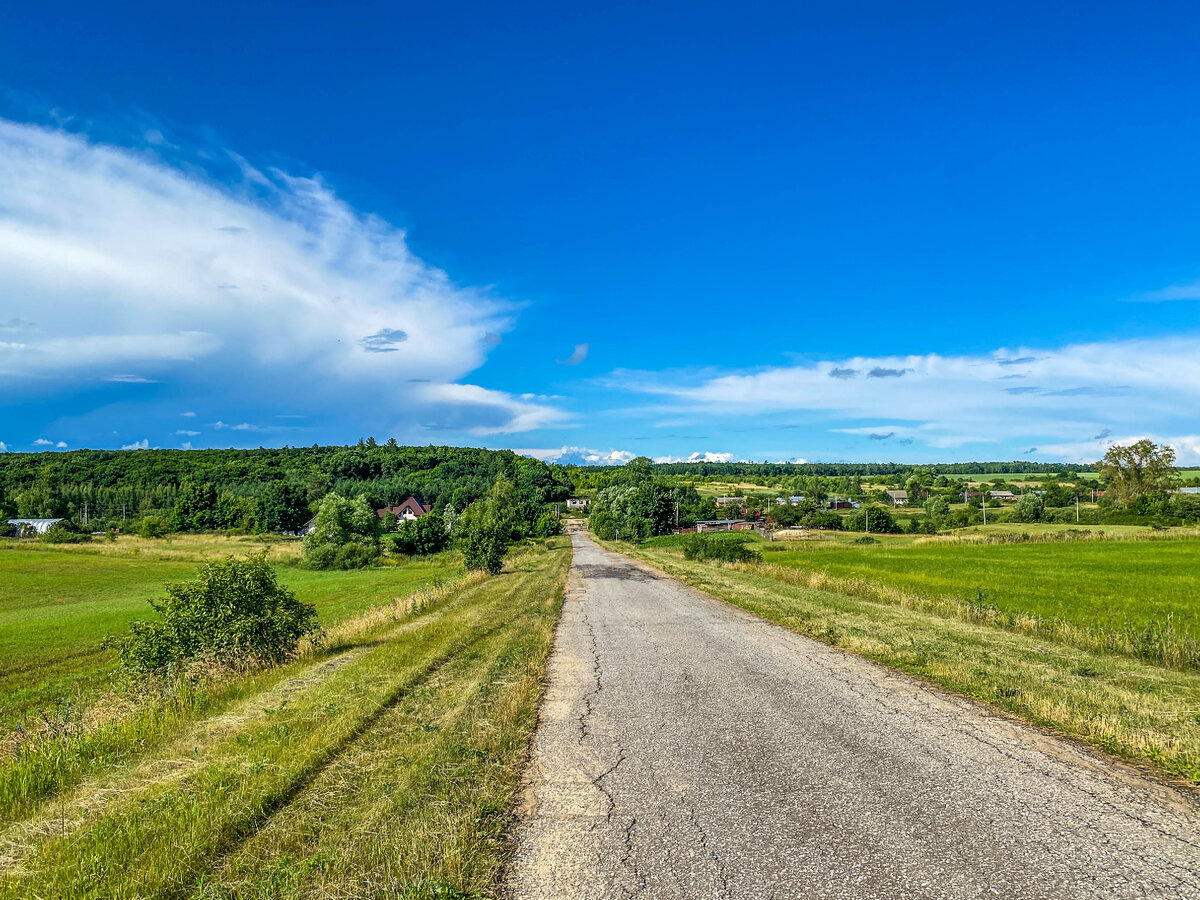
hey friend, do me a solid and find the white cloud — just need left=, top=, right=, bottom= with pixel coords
left=174, top=429, right=200, bottom=436
left=556, top=343, right=589, bottom=366
left=33, top=438, right=52, bottom=446
left=211, top=421, right=257, bottom=431
left=180, top=411, right=195, bottom=417
left=654, top=450, right=736, bottom=463
left=515, top=446, right=635, bottom=465
left=1037, top=434, right=1200, bottom=465
left=0, top=441, right=7, bottom=452
left=180, top=441, right=192, bottom=450
left=55, top=441, right=67, bottom=448
left=106, top=374, right=158, bottom=383
left=617, top=335, right=1200, bottom=455
left=0, top=118, right=559, bottom=434
left=121, top=438, right=149, bottom=450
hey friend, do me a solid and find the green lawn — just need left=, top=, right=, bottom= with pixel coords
left=0, top=540, right=459, bottom=733
left=758, top=536, right=1200, bottom=664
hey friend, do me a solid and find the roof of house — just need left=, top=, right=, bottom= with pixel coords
left=376, top=497, right=430, bottom=518
left=988, top=490, right=1017, bottom=498
left=885, top=490, right=908, bottom=499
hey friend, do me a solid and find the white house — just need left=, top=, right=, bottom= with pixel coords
left=7, top=518, right=65, bottom=536
left=885, top=490, right=908, bottom=506
left=566, top=498, right=590, bottom=509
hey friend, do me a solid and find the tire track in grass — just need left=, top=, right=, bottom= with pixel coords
left=0, top=568, right=540, bottom=899
left=193, top=608, right=545, bottom=898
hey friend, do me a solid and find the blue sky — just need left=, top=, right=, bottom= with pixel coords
left=2, top=1, right=1200, bottom=464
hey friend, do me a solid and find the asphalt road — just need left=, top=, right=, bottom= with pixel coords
left=505, top=530, right=1200, bottom=899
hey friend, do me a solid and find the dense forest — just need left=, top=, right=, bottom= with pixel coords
left=0, top=444, right=573, bottom=532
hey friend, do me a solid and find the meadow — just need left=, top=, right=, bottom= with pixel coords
left=758, top=533, right=1200, bottom=662
left=0, top=535, right=459, bottom=734
left=0, top=538, right=570, bottom=897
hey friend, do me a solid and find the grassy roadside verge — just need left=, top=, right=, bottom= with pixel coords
left=1, top=537, right=570, bottom=899
left=613, top=541, right=1200, bottom=784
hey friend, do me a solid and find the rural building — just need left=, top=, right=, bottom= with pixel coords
left=1180, top=487, right=1200, bottom=495
left=695, top=519, right=743, bottom=533
left=714, top=497, right=746, bottom=508
left=376, top=497, right=430, bottom=522
left=566, top=498, right=590, bottom=509
left=6, top=518, right=65, bottom=536
left=298, top=517, right=316, bottom=536
left=826, top=500, right=859, bottom=510
left=774, top=495, right=806, bottom=505
left=988, top=490, right=1017, bottom=501
left=885, top=490, right=908, bottom=506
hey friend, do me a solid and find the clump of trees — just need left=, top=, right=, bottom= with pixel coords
left=845, top=506, right=901, bottom=534
left=1096, top=440, right=1178, bottom=507
left=456, top=477, right=520, bottom=574
left=106, top=554, right=320, bottom=676
left=302, top=494, right=381, bottom=569
left=389, top=514, right=451, bottom=556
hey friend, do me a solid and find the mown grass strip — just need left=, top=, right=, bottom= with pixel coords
left=1, top=540, right=569, bottom=899
left=624, top=545, right=1200, bottom=783
left=0, top=573, right=478, bottom=830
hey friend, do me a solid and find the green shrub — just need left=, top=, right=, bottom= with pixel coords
left=533, top=511, right=564, bottom=538
left=39, top=522, right=91, bottom=543
left=681, top=534, right=759, bottom=563
left=302, top=493, right=380, bottom=569
left=388, top=514, right=450, bottom=556
left=105, top=554, right=320, bottom=675
left=137, top=516, right=171, bottom=538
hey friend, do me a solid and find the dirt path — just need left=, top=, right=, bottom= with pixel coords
left=506, top=530, right=1200, bottom=899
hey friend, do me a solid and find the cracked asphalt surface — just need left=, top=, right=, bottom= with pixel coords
left=505, top=530, right=1200, bottom=899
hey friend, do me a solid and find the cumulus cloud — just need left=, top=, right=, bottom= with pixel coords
left=121, top=438, right=149, bottom=450
left=33, top=438, right=52, bottom=446
left=0, top=118, right=559, bottom=436
left=557, top=343, right=589, bottom=366
left=654, top=450, right=736, bottom=463
left=1039, top=434, right=1200, bottom=465
left=55, top=441, right=67, bottom=448
left=0, top=441, right=7, bottom=452
left=515, top=446, right=635, bottom=465
left=617, top=335, right=1200, bottom=455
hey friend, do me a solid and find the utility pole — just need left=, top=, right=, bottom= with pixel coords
left=1076, top=494, right=1080, bottom=523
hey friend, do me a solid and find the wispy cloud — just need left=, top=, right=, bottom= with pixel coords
left=174, top=429, right=200, bottom=436
left=614, top=335, right=1200, bottom=459
left=211, top=421, right=257, bottom=431
left=106, top=374, right=158, bottom=383
left=557, top=343, right=589, bottom=366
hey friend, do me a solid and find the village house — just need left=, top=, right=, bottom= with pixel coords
left=714, top=497, right=746, bottom=508
left=884, top=490, right=908, bottom=506
left=566, top=498, right=590, bottom=509
left=376, top=497, right=430, bottom=522
left=988, top=490, right=1017, bottom=501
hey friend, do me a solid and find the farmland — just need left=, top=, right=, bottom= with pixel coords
left=758, top=532, right=1200, bottom=662
left=0, top=537, right=570, bottom=897
left=0, top=535, right=460, bottom=734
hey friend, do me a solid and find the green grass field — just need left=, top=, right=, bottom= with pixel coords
left=0, top=538, right=570, bottom=897
left=758, top=535, right=1200, bottom=659
left=0, top=536, right=459, bottom=734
